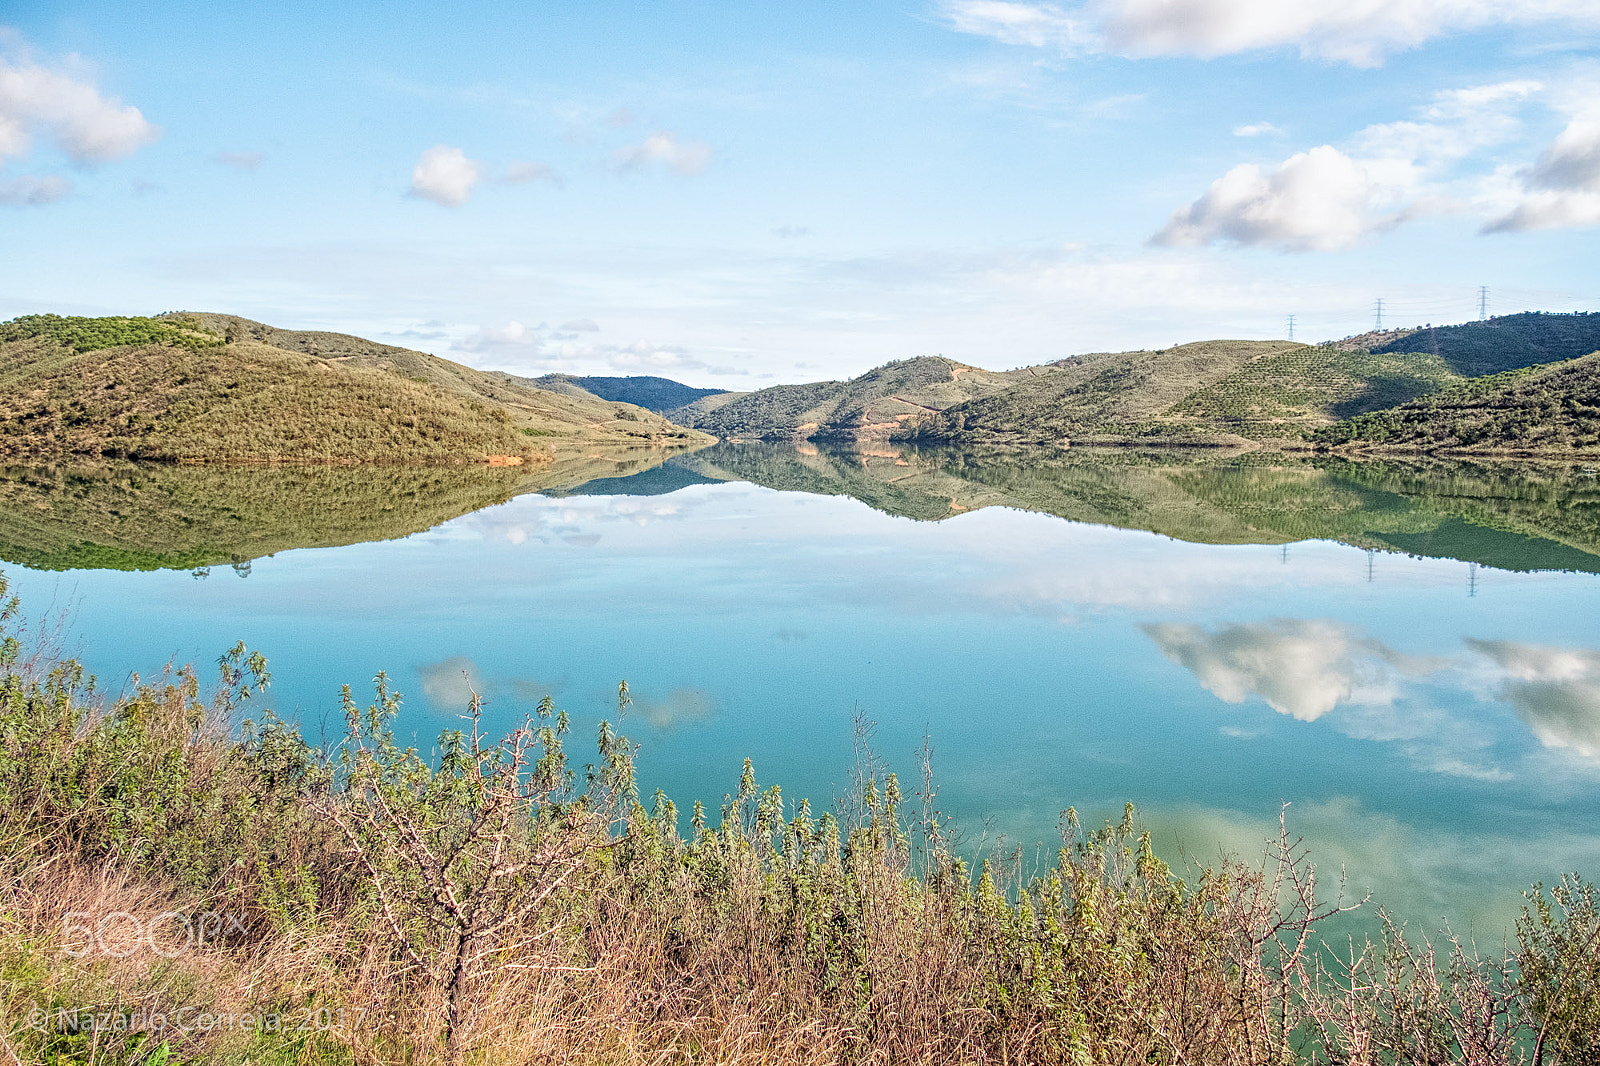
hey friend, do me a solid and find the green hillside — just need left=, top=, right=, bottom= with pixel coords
left=1164, top=345, right=1459, bottom=440
left=0, top=314, right=708, bottom=463
left=1338, top=311, right=1600, bottom=377
left=525, top=373, right=725, bottom=412
left=914, top=340, right=1298, bottom=445
left=672, top=356, right=1032, bottom=441
left=1315, top=350, right=1600, bottom=455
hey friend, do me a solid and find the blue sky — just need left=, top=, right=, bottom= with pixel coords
left=2, top=0, right=1597, bottom=386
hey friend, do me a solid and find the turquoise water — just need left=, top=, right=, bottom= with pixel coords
left=6, top=450, right=1600, bottom=939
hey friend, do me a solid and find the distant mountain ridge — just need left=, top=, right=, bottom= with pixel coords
left=523, top=373, right=724, bottom=413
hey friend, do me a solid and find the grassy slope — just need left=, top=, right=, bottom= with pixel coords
left=673, top=356, right=1030, bottom=441
left=1316, top=351, right=1600, bottom=454
left=1165, top=346, right=1460, bottom=440
left=916, top=341, right=1297, bottom=445
left=0, top=447, right=705, bottom=572
left=0, top=314, right=708, bottom=464
left=1344, top=310, right=1600, bottom=376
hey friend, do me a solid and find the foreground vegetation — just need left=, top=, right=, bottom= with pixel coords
left=0, top=314, right=706, bottom=464
left=0, top=574, right=1595, bottom=1064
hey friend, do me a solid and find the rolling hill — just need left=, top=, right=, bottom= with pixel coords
left=914, top=340, right=1300, bottom=445
left=668, top=355, right=1039, bottom=441
left=0, top=313, right=709, bottom=463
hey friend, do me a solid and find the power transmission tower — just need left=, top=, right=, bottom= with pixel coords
left=1478, top=286, right=1489, bottom=320
left=1287, top=314, right=1296, bottom=341
left=1373, top=298, right=1384, bottom=331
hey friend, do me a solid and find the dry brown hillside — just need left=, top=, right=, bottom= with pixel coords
left=0, top=313, right=709, bottom=463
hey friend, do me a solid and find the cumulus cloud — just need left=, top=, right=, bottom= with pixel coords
left=408, top=144, right=482, bottom=206
left=1233, top=122, right=1282, bottom=138
left=0, top=48, right=160, bottom=167
left=1144, top=618, right=1414, bottom=721
left=613, top=132, right=712, bottom=175
left=1487, top=112, right=1600, bottom=232
left=1154, top=146, right=1403, bottom=251
left=941, top=0, right=1600, bottom=65
left=1468, top=640, right=1600, bottom=761
left=0, top=173, right=70, bottom=205
left=1157, top=80, right=1544, bottom=250
left=215, top=150, right=265, bottom=171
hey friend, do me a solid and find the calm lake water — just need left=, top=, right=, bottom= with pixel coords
left=4, top=444, right=1599, bottom=939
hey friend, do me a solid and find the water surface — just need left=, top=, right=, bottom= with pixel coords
left=4, top=445, right=1599, bottom=939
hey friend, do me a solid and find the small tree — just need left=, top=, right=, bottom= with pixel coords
left=323, top=673, right=636, bottom=1065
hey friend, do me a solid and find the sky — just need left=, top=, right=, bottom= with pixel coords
left=1, top=0, right=1598, bottom=388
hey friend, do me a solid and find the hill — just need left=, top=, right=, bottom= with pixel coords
left=0, top=314, right=708, bottom=463
left=913, top=340, right=1299, bottom=445
left=1314, top=350, right=1600, bottom=455
left=1160, top=345, right=1459, bottom=440
left=523, top=373, right=725, bottom=413
left=1330, top=311, right=1600, bottom=377
left=670, top=355, right=1035, bottom=441
left=912, top=312, right=1600, bottom=451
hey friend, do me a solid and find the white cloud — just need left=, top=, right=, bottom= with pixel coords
left=1154, top=146, right=1403, bottom=251
left=1158, top=80, right=1545, bottom=250
left=941, top=1, right=1087, bottom=49
left=0, top=39, right=157, bottom=207
left=613, top=131, right=712, bottom=176
left=0, top=48, right=160, bottom=167
left=1468, top=639, right=1600, bottom=761
left=1144, top=618, right=1408, bottom=720
left=457, top=319, right=543, bottom=354
left=215, top=150, right=265, bottom=171
left=1232, top=122, right=1281, bottom=138
left=1487, top=111, right=1600, bottom=231
left=454, top=318, right=739, bottom=378
left=408, top=144, right=482, bottom=206
left=0, top=173, right=70, bottom=205
left=941, top=0, right=1600, bottom=66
